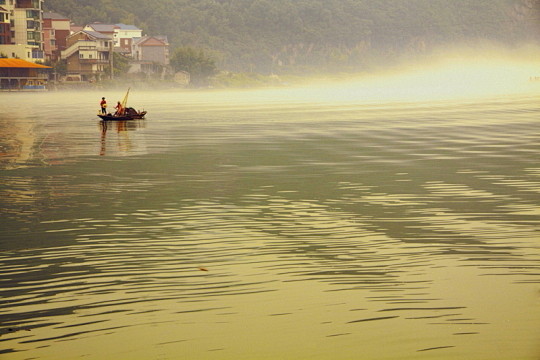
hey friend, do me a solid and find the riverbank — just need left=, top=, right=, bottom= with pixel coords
left=46, top=71, right=330, bottom=92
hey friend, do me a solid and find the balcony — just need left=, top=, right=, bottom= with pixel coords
left=0, top=73, right=48, bottom=80
left=15, top=0, right=42, bottom=9
left=79, top=58, right=109, bottom=64
left=78, top=48, right=110, bottom=63
left=77, top=44, right=110, bottom=52
left=67, top=69, right=105, bottom=75
left=62, top=40, right=110, bottom=59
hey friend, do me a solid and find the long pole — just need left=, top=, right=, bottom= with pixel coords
left=121, top=87, right=130, bottom=108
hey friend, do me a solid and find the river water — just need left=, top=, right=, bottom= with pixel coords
left=1, top=82, right=539, bottom=359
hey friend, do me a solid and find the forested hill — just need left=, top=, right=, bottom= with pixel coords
left=45, top=0, right=540, bottom=73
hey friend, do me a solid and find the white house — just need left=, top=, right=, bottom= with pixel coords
left=83, top=23, right=142, bottom=55
left=114, top=23, right=142, bottom=54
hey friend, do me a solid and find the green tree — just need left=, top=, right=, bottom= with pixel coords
left=112, top=52, right=130, bottom=77
left=54, top=59, right=68, bottom=76
left=45, top=0, right=530, bottom=74
left=170, top=47, right=217, bottom=85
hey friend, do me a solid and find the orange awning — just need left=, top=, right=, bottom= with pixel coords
left=0, top=58, right=51, bottom=68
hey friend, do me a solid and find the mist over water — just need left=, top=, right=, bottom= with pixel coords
left=1, top=51, right=540, bottom=360
left=294, top=47, right=540, bottom=103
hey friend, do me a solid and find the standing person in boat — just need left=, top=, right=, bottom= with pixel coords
left=114, top=101, right=124, bottom=116
left=100, top=97, right=107, bottom=114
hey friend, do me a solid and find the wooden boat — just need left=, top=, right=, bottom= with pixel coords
left=99, top=108, right=147, bottom=121
left=97, top=88, right=147, bottom=120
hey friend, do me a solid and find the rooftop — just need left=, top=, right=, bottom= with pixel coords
left=115, top=23, right=141, bottom=31
left=43, top=12, right=69, bottom=20
left=81, top=30, right=113, bottom=40
left=0, top=58, right=51, bottom=68
left=133, top=36, right=169, bottom=46
left=85, top=23, right=118, bottom=33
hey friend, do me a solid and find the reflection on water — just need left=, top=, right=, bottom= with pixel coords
left=0, top=90, right=539, bottom=360
left=99, top=119, right=146, bottom=156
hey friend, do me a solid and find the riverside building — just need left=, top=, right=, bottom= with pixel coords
left=0, top=0, right=45, bottom=62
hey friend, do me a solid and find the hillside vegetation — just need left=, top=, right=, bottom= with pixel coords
left=45, top=0, right=540, bottom=73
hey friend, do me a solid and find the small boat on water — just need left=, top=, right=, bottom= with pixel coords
left=99, top=107, right=147, bottom=121
left=98, top=88, right=147, bottom=121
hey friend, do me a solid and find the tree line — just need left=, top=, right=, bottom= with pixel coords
left=46, top=0, right=539, bottom=74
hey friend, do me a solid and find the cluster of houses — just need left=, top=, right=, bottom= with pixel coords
left=0, top=0, right=179, bottom=90
left=60, top=21, right=170, bottom=82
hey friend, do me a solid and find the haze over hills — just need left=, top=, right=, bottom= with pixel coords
left=45, top=0, right=540, bottom=73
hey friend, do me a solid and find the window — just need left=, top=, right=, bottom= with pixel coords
left=0, top=23, right=8, bottom=44
left=27, top=31, right=40, bottom=41
left=26, top=10, right=39, bottom=19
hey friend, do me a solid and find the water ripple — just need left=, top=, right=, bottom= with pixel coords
left=1, top=93, right=539, bottom=359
